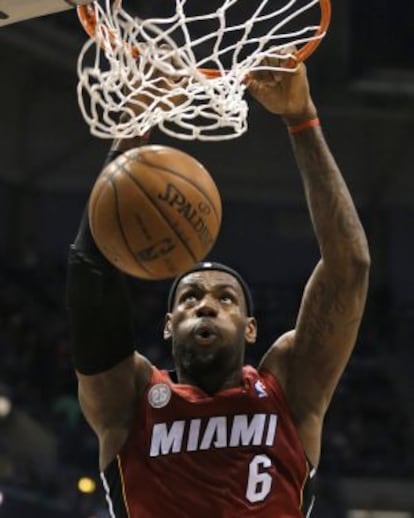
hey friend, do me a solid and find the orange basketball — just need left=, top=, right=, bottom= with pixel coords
left=88, top=145, right=222, bottom=280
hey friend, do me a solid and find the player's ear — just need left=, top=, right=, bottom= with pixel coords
left=245, top=317, right=257, bottom=345
left=163, top=313, right=173, bottom=340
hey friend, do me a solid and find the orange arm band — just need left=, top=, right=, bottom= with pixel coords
left=287, top=117, right=320, bottom=135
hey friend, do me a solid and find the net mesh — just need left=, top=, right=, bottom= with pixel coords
left=77, top=0, right=330, bottom=141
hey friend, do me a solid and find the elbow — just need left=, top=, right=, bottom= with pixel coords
left=328, top=239, right=371, bottom=274
left=332, top=239, right=370, bottom=281
left=352, top=247, right=371, bottom=272
left=353, top=237, right=371, bottom=271
left=346, top=245, right=371, bottom=284
left=341, top=231, right=371, bottom=272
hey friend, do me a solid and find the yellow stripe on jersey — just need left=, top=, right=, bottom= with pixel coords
left=117, top=454, right=132, bottom=518
left=299, top=460, right=310, bottom=512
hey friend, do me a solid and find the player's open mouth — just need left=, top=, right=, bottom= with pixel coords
left=193, top=323, right=218, bottom=344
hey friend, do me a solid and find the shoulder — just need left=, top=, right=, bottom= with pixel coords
left=134, top=352, right=154, bottom=390
left=258, top=329, right=296, bottom=392
left=259, top=331, right=325, bottom=467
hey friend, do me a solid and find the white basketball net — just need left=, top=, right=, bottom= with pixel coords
left=77, top=0, right=328, bottom=141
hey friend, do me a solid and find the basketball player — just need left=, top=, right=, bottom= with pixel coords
left=67, top=57, right=370, bottom=516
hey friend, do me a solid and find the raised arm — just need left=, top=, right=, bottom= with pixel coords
left=249, top=58, right=370, bottom=466
left=66, top=60, right=189, bottom=469
left=66, top=133, right=153, bottom=470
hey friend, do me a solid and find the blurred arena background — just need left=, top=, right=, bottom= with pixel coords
left=1, top=1, right=414, bottom=516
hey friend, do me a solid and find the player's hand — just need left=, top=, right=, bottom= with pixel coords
left=114, top=46, right=189, bottom=149
left=125, top=45, right=189, bottom=115
left=246, top=47, right=317, bottom=123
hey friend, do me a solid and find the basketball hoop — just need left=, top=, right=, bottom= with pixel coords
left=76, top=0, right=331, bottom=141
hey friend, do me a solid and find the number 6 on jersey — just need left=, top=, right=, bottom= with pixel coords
left=246, top=454, right=273, bottom=503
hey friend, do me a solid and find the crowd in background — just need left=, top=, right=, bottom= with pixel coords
left=0, top=257, right=413, bottom=516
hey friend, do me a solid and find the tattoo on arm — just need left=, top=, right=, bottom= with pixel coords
left=290, top=128, right=369, bottom=264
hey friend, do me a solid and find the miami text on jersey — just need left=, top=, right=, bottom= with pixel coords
left=150, top=413, right=278, bottom=457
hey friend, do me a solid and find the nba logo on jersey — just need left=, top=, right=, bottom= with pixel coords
left=254, top=380, right=268, bottom=398
left=148, top=383, right=172, bottom=408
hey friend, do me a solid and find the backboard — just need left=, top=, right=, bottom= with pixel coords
left=0, top=0, right=91, bottom=27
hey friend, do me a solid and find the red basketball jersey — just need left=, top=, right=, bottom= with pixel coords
left=102, top=365, right=315, bottom=517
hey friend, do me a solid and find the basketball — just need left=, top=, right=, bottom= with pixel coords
left=88, top=145, right=222, bottom=280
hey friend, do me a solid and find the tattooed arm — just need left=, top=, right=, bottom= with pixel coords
left=248, top=57, right=370, bottom=467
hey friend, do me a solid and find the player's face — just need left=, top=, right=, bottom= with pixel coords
left=164, top=271, right=257, bottom=381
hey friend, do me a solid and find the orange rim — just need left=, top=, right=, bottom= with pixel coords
left=78, top=0, right=331, bottom=78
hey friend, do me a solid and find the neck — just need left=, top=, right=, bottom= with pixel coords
left=176, top=366, right=243, bottom=395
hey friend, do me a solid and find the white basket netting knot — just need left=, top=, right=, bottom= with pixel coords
left=77, top=0, right=330, bottom=141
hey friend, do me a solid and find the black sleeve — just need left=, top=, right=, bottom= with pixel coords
left=66, top=148, right=135, bottom=375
